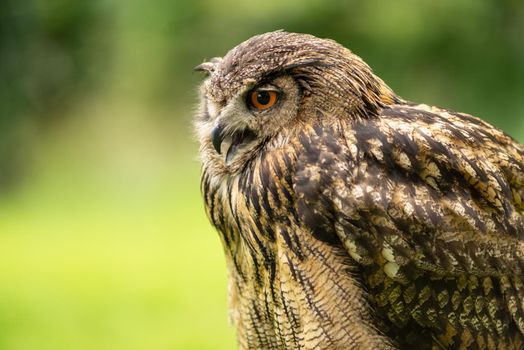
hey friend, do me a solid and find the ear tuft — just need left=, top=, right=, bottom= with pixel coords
left=194, top=57, right=223, bottom=75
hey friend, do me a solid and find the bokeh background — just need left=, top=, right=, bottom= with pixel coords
left=1, top=0, right=523, bottom=349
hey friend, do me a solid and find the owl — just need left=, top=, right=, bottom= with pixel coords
left=194, top=31, right=524, bottom=349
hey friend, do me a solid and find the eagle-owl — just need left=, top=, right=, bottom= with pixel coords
left=194, top=31, right=524, bottom=349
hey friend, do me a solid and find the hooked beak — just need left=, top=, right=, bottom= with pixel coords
left=211, top=124, right=225, bottom=154
left=210, top=123, right=258, bottom=164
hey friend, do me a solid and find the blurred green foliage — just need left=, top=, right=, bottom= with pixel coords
left=0, top=0, right=523, bottom=349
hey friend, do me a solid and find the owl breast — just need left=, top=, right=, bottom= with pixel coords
left=201, top=126, right=395, bottom=350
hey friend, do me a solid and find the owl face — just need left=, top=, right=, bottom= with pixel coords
left=197, top=71, right=302, bottom=173
left=195, top=31, right=394, bottom=176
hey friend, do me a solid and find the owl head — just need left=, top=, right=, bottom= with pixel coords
left=195, top=31, right=397, bottom=176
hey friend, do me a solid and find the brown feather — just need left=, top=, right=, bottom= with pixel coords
left=196, top=31, right=524, bottom=349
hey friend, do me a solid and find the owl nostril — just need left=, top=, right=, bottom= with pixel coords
left=211, top=124, right=225, bottom=154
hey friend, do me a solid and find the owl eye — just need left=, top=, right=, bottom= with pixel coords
left=249, top=89, right=279, bottom=110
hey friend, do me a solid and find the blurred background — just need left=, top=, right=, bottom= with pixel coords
left=0, top=0, right=523, bottom=349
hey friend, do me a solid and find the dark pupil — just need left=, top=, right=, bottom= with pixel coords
left=256, top=91, right=270, bottom=105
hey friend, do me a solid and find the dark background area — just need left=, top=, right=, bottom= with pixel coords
left=0, top=0, right=523, bottom=349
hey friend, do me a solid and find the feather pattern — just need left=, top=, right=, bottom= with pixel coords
left=196, top=31, right=524, bottom=349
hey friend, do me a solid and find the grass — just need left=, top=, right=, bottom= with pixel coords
left=0, top=112, right=237, bottom=350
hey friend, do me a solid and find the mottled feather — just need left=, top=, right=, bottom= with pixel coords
left=196, top=31, right=524, bottom=349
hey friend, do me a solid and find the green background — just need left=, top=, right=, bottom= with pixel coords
left=1, top=0, right=523, bottom=349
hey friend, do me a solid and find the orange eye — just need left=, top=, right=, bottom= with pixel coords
left=249, top=90, right=278, bottom=110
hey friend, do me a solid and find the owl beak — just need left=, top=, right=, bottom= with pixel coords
left=211, top=124, right=225, bottom=154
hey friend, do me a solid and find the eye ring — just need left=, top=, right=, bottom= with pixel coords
left=248, top=89, right=279, bottom=110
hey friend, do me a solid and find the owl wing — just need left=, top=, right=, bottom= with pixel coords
left=294, top=103, right=524, bottom=343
